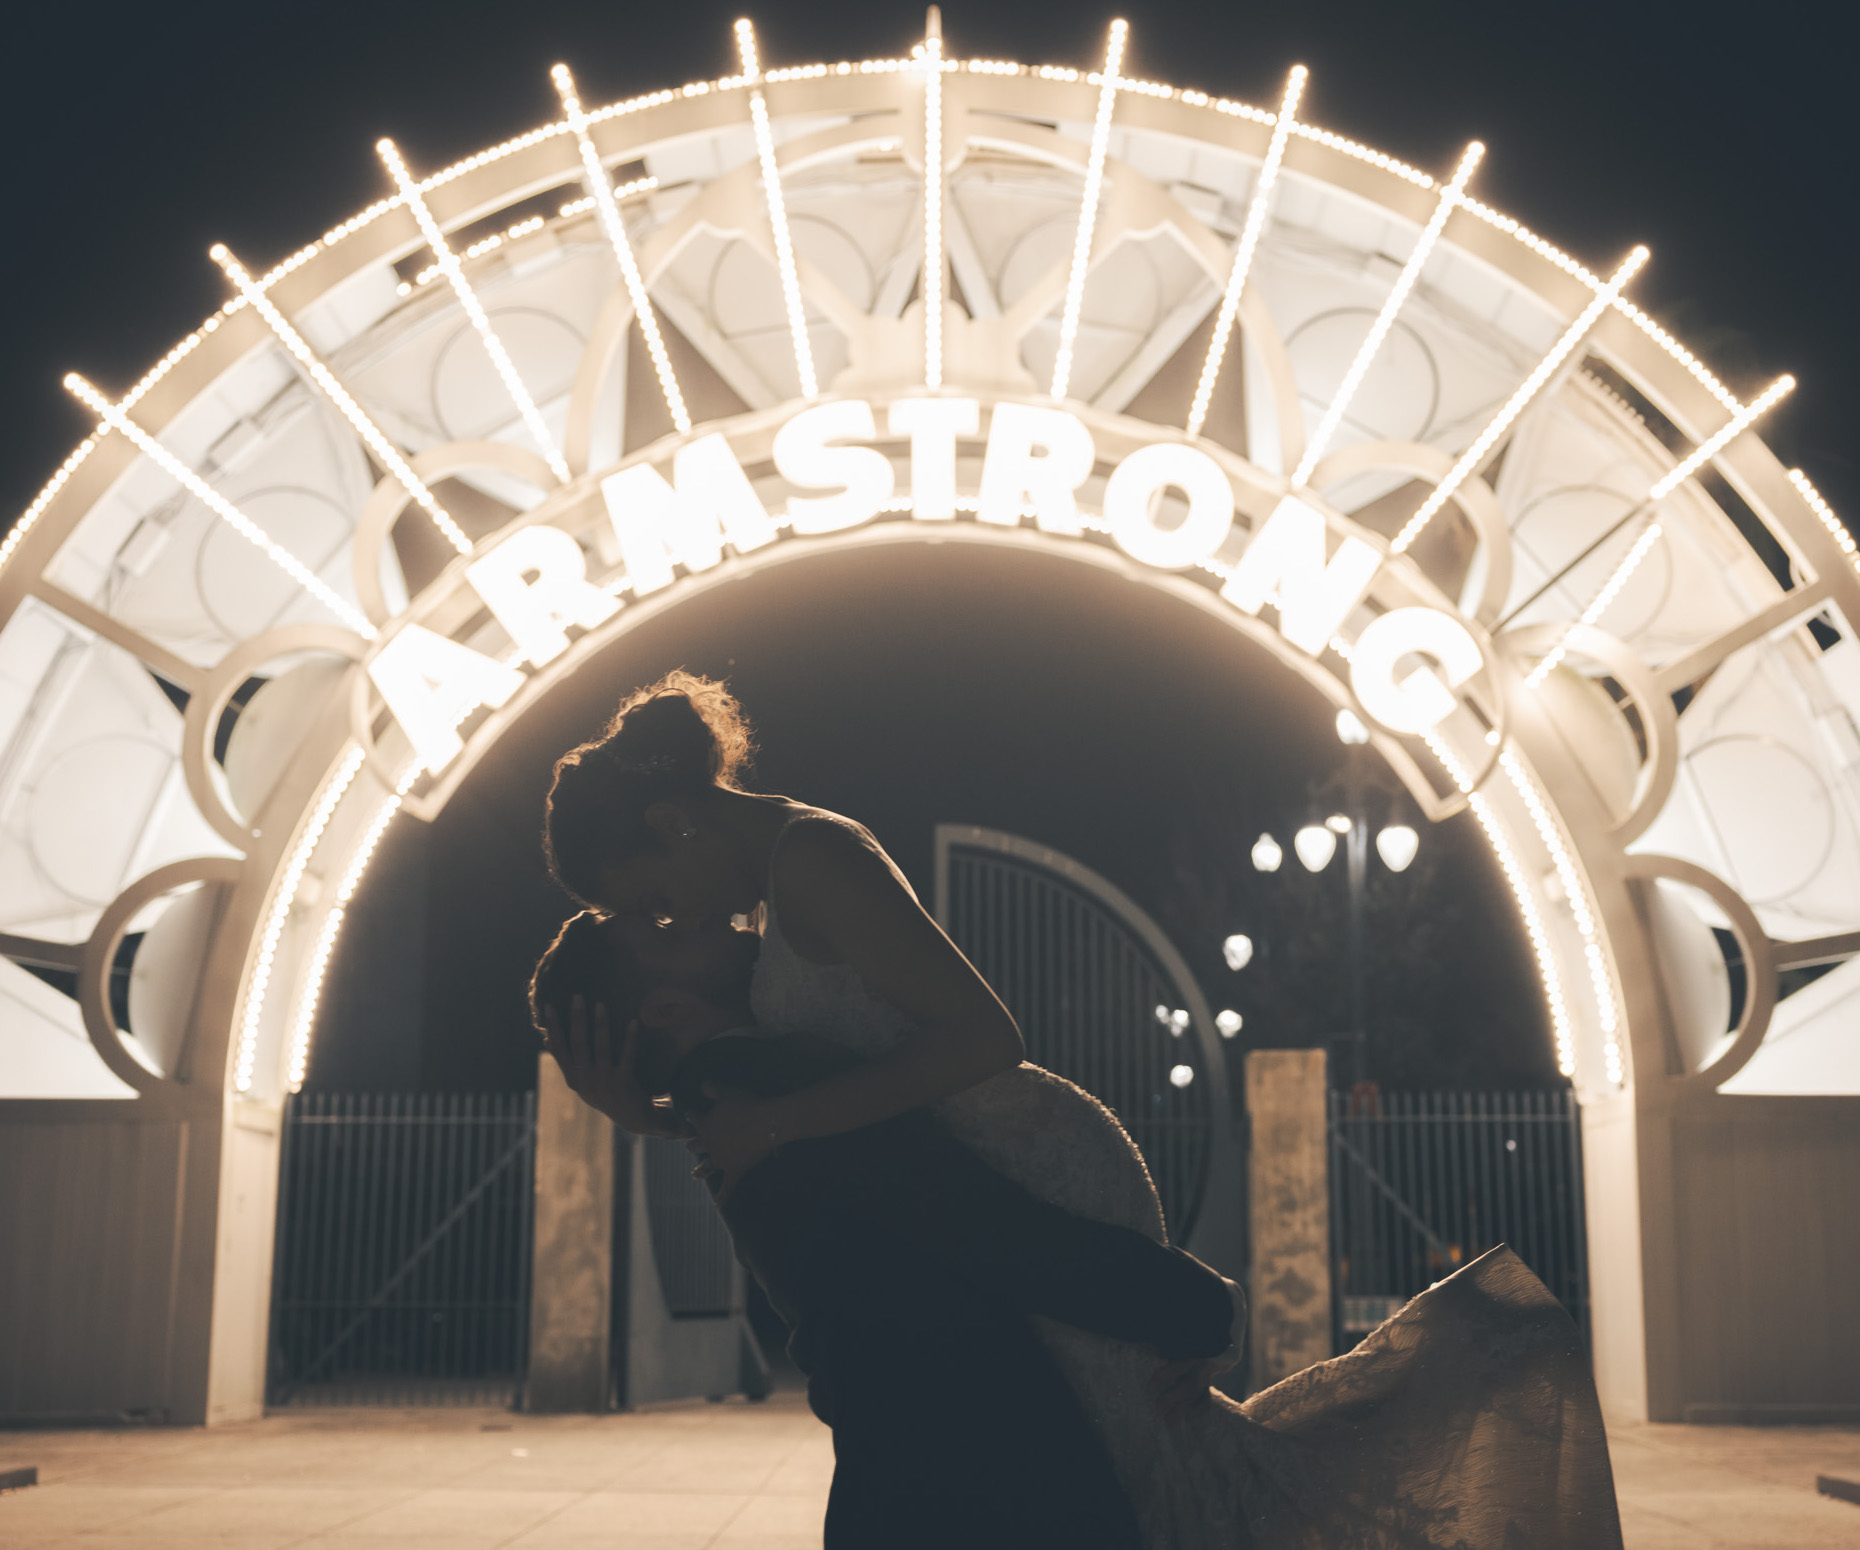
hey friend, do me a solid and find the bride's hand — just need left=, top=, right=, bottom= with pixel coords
left=540, top=997, right=684, bottom=1138
left=686, top=1085, right=782, bottom=1204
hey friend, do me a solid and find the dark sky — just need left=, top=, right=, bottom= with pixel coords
left=5, top=0, right=1853, bottom=527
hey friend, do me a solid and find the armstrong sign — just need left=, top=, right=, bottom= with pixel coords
left=365, top=395, right=1488, bottom=775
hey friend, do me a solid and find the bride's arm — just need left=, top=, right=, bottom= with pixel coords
left=690, top=821, right=1022, bottom=1184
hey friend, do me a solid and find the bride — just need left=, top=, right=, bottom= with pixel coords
left=543, top=671, right=1623, bottom=1549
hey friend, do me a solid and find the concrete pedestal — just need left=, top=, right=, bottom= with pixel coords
left=522, top=1057, right=614, bottom=1413
left=1245, top=1048, right=1332, bottom=1390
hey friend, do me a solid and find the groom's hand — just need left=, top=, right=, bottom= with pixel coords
left=540, top=997, right=685, bottom=1138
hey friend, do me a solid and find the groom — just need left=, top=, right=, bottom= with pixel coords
left=534, top=911, right=1239, bottom=1550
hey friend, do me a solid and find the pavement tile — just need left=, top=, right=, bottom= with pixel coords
left=324, top=1487, right=578, bottom=1541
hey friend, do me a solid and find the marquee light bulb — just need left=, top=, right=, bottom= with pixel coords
left=1292, top=140, right=1484, bottom=487
left=1788, top=468, right=1860, bottom=580
left=553, top=64, right=690, bottom=435
left=1294, top=825, right=1337, bottom=872
left=1376, top=824, right=1419, bottom=872
left=64, top=372, right=375, bottom=639
left=1222, top=933, right=1255, bottom=971
left=210, top=242, right=472, bottom=556
left=1185, top=64, right=1306, bottom=440
left=376, top=137, right=570, bottom=483
left=1251, top=833, right=1283, bottom=872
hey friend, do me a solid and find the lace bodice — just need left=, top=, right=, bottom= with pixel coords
left=747, top=813, right=919, bottom=1055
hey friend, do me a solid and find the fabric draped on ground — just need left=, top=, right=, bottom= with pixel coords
left=939, top=1065, right=1624, bottom=1550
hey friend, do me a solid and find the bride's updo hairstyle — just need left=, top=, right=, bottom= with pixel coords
left=544, top=670, right=754, bottom=905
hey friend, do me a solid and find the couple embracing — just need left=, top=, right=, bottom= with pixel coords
left=532, top=672, right=1623, bottom=1549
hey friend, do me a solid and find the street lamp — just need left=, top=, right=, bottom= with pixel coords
left=1294, top=825, right=1337, bottom=872
left=1241, top=713, right=1423, bottom=1087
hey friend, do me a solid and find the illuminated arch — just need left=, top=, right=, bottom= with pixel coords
left=4, top=17, right=1859, bottom=1425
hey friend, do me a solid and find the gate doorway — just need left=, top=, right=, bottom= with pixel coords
left=268, top=1093, right=535, bottom=1406
left=934, top=825, right=1246, bottom=1278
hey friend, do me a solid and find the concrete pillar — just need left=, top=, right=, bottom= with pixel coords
left=1246, top=1048, right=1331, bottom=1390
left=523, top=1056, right=613, bottom=1412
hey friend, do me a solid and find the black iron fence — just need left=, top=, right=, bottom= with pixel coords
left=269, top=1092, right=535, bottom=1406
left=1328, top=1090, right=1588, bottom=1347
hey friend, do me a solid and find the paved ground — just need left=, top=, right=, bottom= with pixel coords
left=2, top=1395, right=1857, bottom=1548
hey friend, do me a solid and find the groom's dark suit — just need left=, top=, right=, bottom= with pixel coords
left=669, top=1034, right=1237, bottom=1550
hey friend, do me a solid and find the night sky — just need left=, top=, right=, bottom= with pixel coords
left=5, top=0, right=1852, bottom=1093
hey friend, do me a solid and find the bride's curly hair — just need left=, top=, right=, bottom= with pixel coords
left=544, top=670, right=755, bottom=905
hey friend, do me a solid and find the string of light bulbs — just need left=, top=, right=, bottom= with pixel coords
left=1048, top=18, right=1128, bottom=402
left=376, top=137, right=571, bottom=483
left=1524, top=373, right=1795, bottom=686
left=921, top=20, right=946, bottom=391
left=210, top=243, right=473, bottom=557
left=63, top=373, right=376, bottom=639
left=1389, top=245, right=1649, bottom=555
left=552, top=65, right=691, bottom=437
left=1184, top=65, right=1306, bottom=440
left=1290, top=140, right=1484, bottom=487
left=738, top=19, right=818, bottom=400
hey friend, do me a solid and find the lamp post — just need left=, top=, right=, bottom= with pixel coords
left=1246, top=707, right=1420, bottom=1088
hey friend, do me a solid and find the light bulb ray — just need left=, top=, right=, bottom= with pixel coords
left=64, top=373, right=376, bottom=639
left=1048, top=18, right=1128, bottom=402
left=1392, top=246, right=1649, bottom=555
left=737, top=21, right=818, bottom=400
left=1292, top=141, right=1484, bottom=487
left=1523, top=374, right=1794, bottom=687
left=211, top=243, right=472, bottom=556
left=552, top=65, right=691, bottom=437
left=376, top=138, right=570, bottom=483
left=1185, top=65, right=1306, bottom=439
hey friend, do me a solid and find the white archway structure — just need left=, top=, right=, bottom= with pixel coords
left=3, top=18, right=1857, bottom=1424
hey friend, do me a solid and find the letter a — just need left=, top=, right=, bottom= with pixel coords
left=368, top=624, right=527, bottom=774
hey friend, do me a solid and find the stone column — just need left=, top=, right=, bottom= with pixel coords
left=523, top=1055, right=613, bottom=1411
left=1246, top=1048, right=1332, bottom=1391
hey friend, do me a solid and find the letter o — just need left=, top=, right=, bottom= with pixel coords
left=1103, top=443, right=1235, bottom=570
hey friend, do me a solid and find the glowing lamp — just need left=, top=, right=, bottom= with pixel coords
left=1335, top=708, right=1370, bottom=744
left=1168, top=1064, right=1196, bottom=1088
left=1251, top=833, right=1283, bottom=872
left=1325, top=813, right=1352, bottom=834
left=1294, top=825, right=1337, bottom=872
left=1222, top=933, right=1255, bottom=971
left=1215, top=1009, right=1243, bottom=1039
left=1376, top=825, right=1420, bottom=872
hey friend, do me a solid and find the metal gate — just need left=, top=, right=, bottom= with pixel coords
left=1329, top=1090, right=1588, bottom=1345
left=935, top=826, right=1244, bottom=1271
left=269, top=1092, right=535, bottom=1406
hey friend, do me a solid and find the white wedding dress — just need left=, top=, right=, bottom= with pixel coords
left=750, top=815, right=1623, bottom=1549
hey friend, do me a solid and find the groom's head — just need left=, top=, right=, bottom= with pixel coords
left=530, top=911, right=760, bottom=1094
